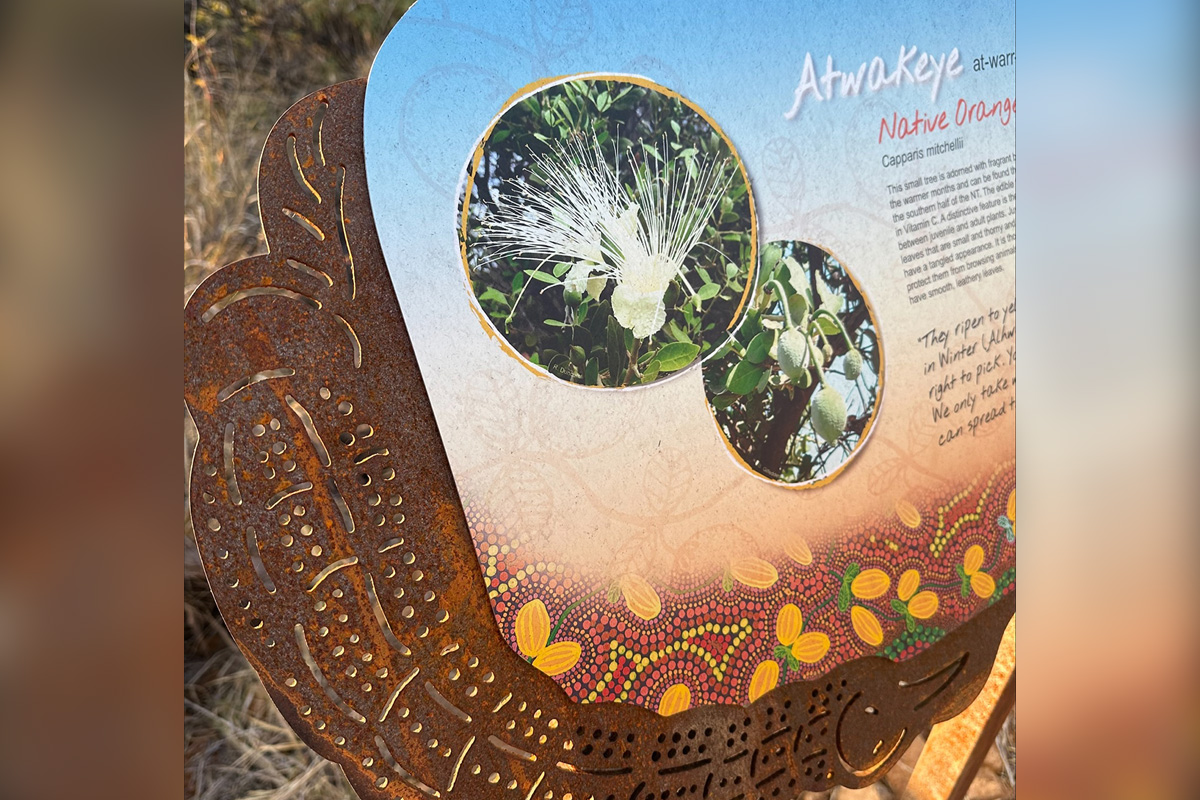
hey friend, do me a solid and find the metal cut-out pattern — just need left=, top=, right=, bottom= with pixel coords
left=184, top=79, right=1015, bottom=800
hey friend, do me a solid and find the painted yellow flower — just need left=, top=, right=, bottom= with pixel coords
left=958, top=545, right=995, bottom=599
left=791, top=632, right=831, bottom=664
left=619, top=574, right=663, bottom=621
left=514, top=598, right=581, bottom=676
left=658, top=683, right=691, bottom=716
left=891, top=569, right=939, bottom=631
left=783, top=536, right=814, bottom=566
left=773, top=603, right=830, bottom=667
left=895, top=499, right=922, bottom=529
left=533, top=642, right=582, bottom=676
left=851, top=605, right=884, bottom=647
left=749, top=659, right=779, bottom=702
left=776, top=604, right=803, bottom=646
left=515, top=599, right=550, bottom=657
left=850, top=568, right=891, bottom=600
left=729, top=557, right=779, bottom=589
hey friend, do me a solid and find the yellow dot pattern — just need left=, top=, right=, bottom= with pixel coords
left=929, top=460, right=1013, bottom=557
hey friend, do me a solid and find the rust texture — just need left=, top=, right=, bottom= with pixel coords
left=184, top=79, right=1016, bottom=800
left=901, top=618, right=1016, bottom=800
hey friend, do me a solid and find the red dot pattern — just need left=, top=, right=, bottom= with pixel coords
left=465, top=462, right=1015, bottom=709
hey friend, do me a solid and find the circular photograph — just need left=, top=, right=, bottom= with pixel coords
left=702, top=241, right=882, bottom=485
left=460, top=76, right=755, bottom=387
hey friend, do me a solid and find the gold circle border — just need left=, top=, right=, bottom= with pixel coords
left=704, top=238, right=887, bottom=491
left=456, top=72, right=760, bottom=390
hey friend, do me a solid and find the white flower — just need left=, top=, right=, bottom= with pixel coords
left=482, top=132, right=732, bottom=339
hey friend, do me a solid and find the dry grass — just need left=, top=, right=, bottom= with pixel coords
left=184, top=3, right=407, bottom=797
left=182, top=4, right=1013, bottom=798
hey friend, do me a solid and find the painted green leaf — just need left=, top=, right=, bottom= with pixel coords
left=695, top=283, right=721, bottom=302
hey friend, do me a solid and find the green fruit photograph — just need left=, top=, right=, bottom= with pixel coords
left=702, top=240, right=882, bottom=485
left=459, top=77, right=755, bottom=387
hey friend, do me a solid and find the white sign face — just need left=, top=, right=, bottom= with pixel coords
left=364, top=0, right=1014, bottom=706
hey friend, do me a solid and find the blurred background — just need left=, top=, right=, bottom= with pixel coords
left=0, top=0, right=1196, bottom=798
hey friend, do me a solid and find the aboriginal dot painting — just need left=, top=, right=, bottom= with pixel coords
left=468, top=461, right=1015, bottom=709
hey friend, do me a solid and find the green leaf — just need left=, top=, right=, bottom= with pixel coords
left=670, top=119, right=681, bottom=136
left=654, top=341, right=701, bottom=372
left=552, top=261, right=572, bottom=278
left=721, top=573, right=734, bottom=592
left=761, top=242, right=782, bottom=272
left=773, top=644, right=792, bottom=661
left=890, top=599, right=909, bottom=616
left=665, top=319, right=691, bottom=343
left=594, top=91, right=611, bottom=112
left=478, top=287, right=510, bottom=306
left=695, top=283, right=720, bottom=302
left=490, top=128, right=511, bottom=143
left=815, top=313, right=842, bottom=336
left=543, top=319, right=569, bottom=328
left=524, top=269, right=559, bottom=285
left=745, top=331, right=772, bottom=365
left=788, top=293, right=810, bottom=322
left=584, top=358, right=599, bottom=386
left=511, top=272, right=525, bottom=293
left=641, top=360, right=661, bottom=383
left=726, top=360, right=765, bottom=395
left=606, top=317, right=627, bottom=381
left=642, top=143, right=663, bottom=162
left=710, top=393, right=736, bottom=411
left=696, top=266, right=714, bottom=285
